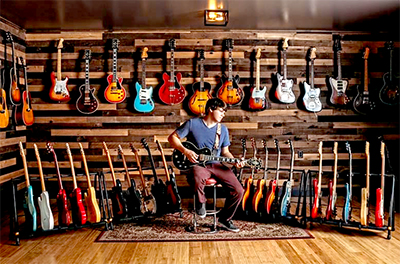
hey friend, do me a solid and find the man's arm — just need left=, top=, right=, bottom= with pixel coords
left=168, top=132, right=198, bottom=163
left=221, top=146, right=245, bottom=168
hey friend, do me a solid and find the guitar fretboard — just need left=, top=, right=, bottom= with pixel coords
left=199, top=154, right=240, bottom=164
left=228, top=48, right=233, bottom=84
left=142, top=57, right=146, bottom=89
left=112, top=48, right=118, bottom=83
left=283, top=49, right=287, bottom=80
left=169, top=49, right=175, bottom=89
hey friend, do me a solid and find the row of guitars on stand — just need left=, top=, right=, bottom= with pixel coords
left=18, top=138, right=182, bottom=233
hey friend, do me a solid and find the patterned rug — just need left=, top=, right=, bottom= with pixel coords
left=96, top=211, right=313, bottom=242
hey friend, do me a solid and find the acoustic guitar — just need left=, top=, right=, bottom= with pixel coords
left=104, top=39, right=126, bottom=104
left=0, top=60, right=10, bottom=128
left=375, top=141, right=385, bottom=227
left=311, top=141, right=323, bottom=219
left=280, top=139, right=295, bottom=217
left=302, top=47, right=322, bottom=112
left=360, top=141, right=370, bottom=226
left=252, top=139, right=268, bottom=213
left=275, top=38, right=295, bottom=104
left=5, top=32, right=21, bottom=105
left=17, top=57, right=34, bottom=126
left=264, top=139, right=280, bottom=214
left=134, top=47, right=155, bottom=113
left=379, top=41, right=399, bottom=106
left=326, top=142, right=338, bottom=220
left=49, top=38, right=70, bottom=102
left=248, top=48, right=270, bottom=111
left=76, top=50, right=99, bottom=114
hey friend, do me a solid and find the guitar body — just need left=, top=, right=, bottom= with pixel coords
left=353, top=86, right=375, bottom=115
left=111, top=179, right=128, bottom=219
left=49, top=72, right=70, bottom=102
left=22, top=91, right=34, bottom=126
left=189, top=82, right=212, bottom=116
left=84, top=187, right=101, bottom=223
left=76, top=84, right=99, bottom=114
left=275, top=73, right=295, bottom=103
left=325, top=180, right=336, bottom=220
left=242, top=177, right=253, bottom=211
left=343, top=183, right=351, bottom=222
left=126, top=179, right=143, bottom=216
left=134, top=82, right=154, bottom=113
left=158, top=72, right=186, bottom=105
left=104, top=74, right=126, bottom=103
left=248, top=86, right=269, bottom=111
left=311, top=178, right=320, bottom=219
left=9, top=68, right=21, bottom=105
left=280, top=181, right=291, bottom=217
left=141, top=193, right=157, bottom=215
left=0, top=88, right=10, bottom=128
left=38, top=191, right=54, bottom=231
left=303, top=82, right=322, bottom=112
left=329, top=77, right=350, bottom=106
left=217, top=75, right=243, bottom=106
left=379, top=72, right=399, bottom=105
left=57, top=188, right=71, bottom=226
left=264, top=180, right=276, bottom=214
left=70, top=188, right=87, bottom=225
left=360, top=188, right=368, bottom=226
left=25, top=186, right=37, bottom=232
left=375, top=188, right=383, bottom=227
left=166, top=168, right=181, bottom=211
left=252, top=179, right=265, bottom=212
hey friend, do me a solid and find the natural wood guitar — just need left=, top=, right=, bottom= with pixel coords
left=0, top=60, right=10, bottom=128
left=311, top=141, right=323, bottom=219
left=326, top=142, right=338, bottom=220
left=360, top=141, right=370, bottom=226
left=5, top=32, right=21, bottom=105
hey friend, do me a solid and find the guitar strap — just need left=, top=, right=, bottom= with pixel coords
left=212, top=123, right=221, bottom=155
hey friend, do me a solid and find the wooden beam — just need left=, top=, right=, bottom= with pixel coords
left=51, top=129, right=129, bottom=137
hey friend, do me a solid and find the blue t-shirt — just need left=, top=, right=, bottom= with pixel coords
left=175, top=117, right=230, bottom=157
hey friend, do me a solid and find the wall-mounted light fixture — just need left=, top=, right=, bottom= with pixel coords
left=204, top=10, right=229, bottom=26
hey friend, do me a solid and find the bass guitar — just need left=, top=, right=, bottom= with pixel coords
left=249, top=48, right=270, bottom=111
left=0, top=60, right=10, bottom=128
left=189, top=50, right=212, bottom=116
left=49, top=38, right=70, bottom=102
left=264, top=139, right=281, bottom=214
left=158, top=39, right=186, bottom=105
left=104, top=39, right=126, bottom=103
left=379, top=41, right=399, bottom=106
left=252, top=139, right=268, bottom=213
left=275, top=38, right=295, bottom=104
left=76, top=50, right=99, bottom=114
left=326, top=142, right=338, bottom=220
left=79, top=143, right=101, bottom=223
left=342, top=141, right=353, bottom=223
left=46, top=142, right=71, bottom=226
left=217, top=39, right=244, bottom=106
left=18, top=57, right=34, bottom=126
left=280, top=139, right=295, bottom=217
left=19, top=142, right=37, bottom=232
left=134, top=47, right=155, bottom=113
left=303, top=47, right=322, bottom=112
left=328, top=35, right=350, bottom=106
left=375, top=141, right=385, bottom=227
left=130, top=143, right=157, bottom=214
left=66, top=143, right=87, bottom=225
left=34, top=143, right=54, bottom=231
left=360, top=141, right=370, bottom=226
left=243, top=138, right=256, bottom=211
left=311, top=141, right=323, bottom=219
left=5, top=32, right=21, bottom=105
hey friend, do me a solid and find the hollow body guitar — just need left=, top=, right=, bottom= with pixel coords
left=0, top=60, right=9, bottom=128
left=264, top=139, right=280, bottom=214
left=275, top=38, right=295, bottom=104
left=76, top=50, right=99, bottom=114
left=49, top=38, right=70, bottom=102
left=5, top=32, right=21, bottom=106
left=311, top=141, right=323, bottom=219
left=104, top=39, right=126, bottom=103
left=280, top=139, right=294, bottom=217
left=249, top=48, right=270, bottom=111
left=134, top=47, right=154, bottom=113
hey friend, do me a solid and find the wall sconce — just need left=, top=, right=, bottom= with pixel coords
left=204, top=10, right=229, bottom=26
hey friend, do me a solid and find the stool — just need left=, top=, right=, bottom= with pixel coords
left=187, top=178, right=221, bottom=234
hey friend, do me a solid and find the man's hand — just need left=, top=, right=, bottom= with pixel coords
left=183, top=148, right=198, bottom=164
left=234, top=157, right=246, bottom=169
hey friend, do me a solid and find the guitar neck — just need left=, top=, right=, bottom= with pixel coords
left=170, top=49, right=175, bottom=83
left=275, top=151, right=281, bottom=181
left=337, top=51, right=342, bottom=80
left=12, top=42, right=17, bottom=76
left=200, top=60, right=205, bottom=91
left=142, top=58, right=146, bottom=88
left=66, top=144, right=78, bottom=189
left=389, top=49, right=393, bottom=83
left=85, top=58, right=90, bottom=92
left=156, top=140, right=171, bottom=182
left=52, top=152, right=64, bottom=190
left=256, top=55, right=260, bottom=90
left=112, top=48, right=118, bottom=83
left=79, top=144, right=92, bottom=189
left=200, top=154, right=241, bottom=165
left=381, top=143, right=385, bottom=197
left=310, top=59, right=315, bottom=89
left=283, top=49, right=287, bottom=80
left=119, top=146, right=132, bottom=187
left=57, top=48, right=62, bottom=80
left=34, top=144, right=46, bottom=192
left=228, top=48, right=233, bottom=82
left=364, top=58, right=369, bottom=92
left=333, top=143, right=338, bottom=191
left=20, top=143, right=30, bottom=186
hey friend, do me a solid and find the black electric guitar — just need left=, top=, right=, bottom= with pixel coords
left=379, top=41, right=399, bottom=106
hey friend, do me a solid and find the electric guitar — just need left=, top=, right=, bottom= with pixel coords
left=79, top=143, right=101, bottom=223
left=19, top=142, right=37, bottom=232
left=34, top=143, right=54, bottom=231
left=46, top=142, right=71, bottom=226
left=134, top=47, right=155, bottom=113
left=66, top=143, right=87, bottom=225
left=156, top=139, right=182, bottom=212
left=130, top=143, right=157, bottom=215
left=328, top=35, right=350, bottom=106
left=252, top=139, right=268, bottom=213
left=264, top=139, right=280, bottom=214
left=103, top=142, right=128, bottom=219
left=311, top=141, right=323, bottom=219
left=158, top=39, right=186, bottom=105
left=104, top=38, right=126, bottom=103
left=76, top=49, right=99, bottom=114
left=280, top=139, right=295, bottom=217
left=5, top=32, right=21, bottom=105
left=19, top=57, right=34, bottom=126
left=360, top=141, right=370, bottom=226
left=343, top=142, right=353, bottom=223
left=238, top=138, right=247, bottom=182
left=217, top=39, right=244, bottom=106
left=275, top=38, right=295, bottom=104
left=0, top=60, right=10, bottom=128
left=249, top=48, right=270, bottom=111
left=353, top=47, right=376, bottom=115
left=379, top=41, right=399, bottom=106
left=303, top=47, right=322, bottom=112
left=49, top=38, right=70, bottom=102
left=243, top=138, right=256, bottom=211
left=189, top=50, right=212, bottom=116
left=326, top=142, right=338, bottom=220
left=375, top=141, right=385, bottom=227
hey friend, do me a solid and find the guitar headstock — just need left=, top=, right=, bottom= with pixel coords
left=33, top=143, right=40, bottom=157
left=241, top=138, right=247, bottom=156
left=386, top=41, right=394, bottom=51
left=169, top=39, right=176, bottom=50
left=333, top=141, right=338, bottom=155
left=288, top=139, right=294, bottom=154
left=57, top=38, right=64, bottom=49
left=363, top=47, right=370, bottom=60
left=19, top=57, right=25, bottom=67
left=256, top=48, right=262, bottom=60
left=274, top=139, right=280, bottom=154
left=345, top=141, right=352, bottom=155
left=19, top=141, right=25, bottom=157
left=261, top=139, right=267, bottom=152
left=365, top=141, right=370, bottom=157
left=117, top=144, right=124, bottom=156
left=225, top=39, right=233, bottom=50
left=65, top=143, right=72, bottom=156
left=129, top=143, right=139, bottom=157
left=46, top=142, right=55, bottom=154
left=140, top=138, right=150, bottom=151
left=199, top=50, right=205, bottom=61
left=250, top=137, right=257, bottom=158
left=309, top=47, right=317, bottom=61
left=380, top=141, right=385, bottom=158
left=141, top=47, right=149, bottom=59
left=112, top=38, right=119, bottom=50
left=78, top=143, right=85, bottom=155
left=318, top=141, right=323, bottom=156
left=282, top=38, right=289, bottom=51
left=84, top=49, right=91, bottom=61
left=333, top=35, right=342, bottom=52
left=5, top=31, right=13, bottom=43
left=102, top=141, right=110, bottom=154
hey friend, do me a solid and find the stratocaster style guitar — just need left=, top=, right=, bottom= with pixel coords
left=328, top=35, right=350, bottom=106
left=311, top=141, right=323, bottom=219
left=353, top=47, right=375, bottom=115
left=19, top=142, right=37, bottom=232
left=130, top=143, right=157, bottom=214
left=249, top=48, right=270, bottom=111
left=158, top=39, right=186, bottom=105
left=34, top=144, right=54, bottom=231
left=360, top=141, right=370, bottom=226
left=5, top=32, right=21, bottom=105
left=134, top=47, right=155, bottom=113
left=104, top=39, right=126, bottom=103
left=280, top=139, right=294, bottom=217
left=252, top=139, right=268, bottom=213
left=264, top=139, right=280, bottom=214
left=19, top=57, right=34, bottom=126
left=217, top=39, right=244, bottom=106
left=275, top=38, right=295, bottom=104
left=79, top=143, right=101, bottom=223
left=343, top=142, right=353, bottom=223
left=189, top=50, right=212, bottom=116
left=0, top=60, right=10, bottom=129
left=243, top=138, right=256, bottom=211
left=303, top=47, right=322, bottom=112
left=49, top=38, right=70, bottom=102
left=76, top=50, right=99, bottom=114
left=326, top=142, right=338, bottom=220
left=375, top=141, right=385, bottom=227
left=379, top=41, right=399, bottom=106
left=46, top=142, right=71, bottom=226
left=66, top=143, right=87, bottom=225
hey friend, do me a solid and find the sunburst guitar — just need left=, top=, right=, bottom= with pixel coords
left=104, top=38, right=126, bottom=103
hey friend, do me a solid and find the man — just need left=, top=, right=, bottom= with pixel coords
left=168, top=98, right=245, bottom=232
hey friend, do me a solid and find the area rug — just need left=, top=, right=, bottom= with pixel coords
left=96, top=212, right=313, bottom=242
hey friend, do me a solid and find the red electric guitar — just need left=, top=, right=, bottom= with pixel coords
left=104, top=39, right=126, bottom=103
left=49, top=38, right=70, bottom=102
left=375, top=141, right=385, bottom=227
left=248, top=48, right=270, bottom=111
left=264, top=139, right=280, bottom=214
left=311, top=141, right=323, bottom=218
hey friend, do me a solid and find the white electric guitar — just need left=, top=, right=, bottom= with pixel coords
left=275, top=38, right=295, bottom=103
left=302, top=47, right=322, bottom=112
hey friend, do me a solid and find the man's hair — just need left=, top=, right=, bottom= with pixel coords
left=205, top=98, right=227, bottom=114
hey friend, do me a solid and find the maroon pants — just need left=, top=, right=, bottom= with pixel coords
left=188, top=163, right=244, bottom=221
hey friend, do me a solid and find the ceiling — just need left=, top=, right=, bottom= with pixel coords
left=1, top=0, right=399, bottom=33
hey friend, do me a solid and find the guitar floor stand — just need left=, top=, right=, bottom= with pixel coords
left=94, top=172, right=114, bottom=230
left=281, top=170, right=307, bottom=225
left=10, top=179, right=21, bottom=245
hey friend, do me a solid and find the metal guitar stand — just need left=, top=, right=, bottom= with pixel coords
left=94, top=171, right=114, bottom=230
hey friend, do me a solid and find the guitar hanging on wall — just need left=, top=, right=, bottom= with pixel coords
left=134, top=47, right=155, bottom=113
left=302, top=47, right=322, bottom=112
left=49, top=38, right=70, bottom=102
left=0, top=60, right=10, bottom=128
left=15, top=57, right=34, bottom=126
left=5, top=32, right=21, bottom=106
left=275, top=38, right=295, bottom=104
left=104, top=38, right=126, bottom=104
left=248, top=48, right=270, bottom=111
left=379, top=41, right=399, bottom=106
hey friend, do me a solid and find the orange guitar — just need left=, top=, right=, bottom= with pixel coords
left=252, top=139, right=268, bottom=213
left=242, top=138, right=256, bottom=211
left=5, top=32, right=21, bottom=105
left=49, top=38, right=70, bottom=102
left=104, top=39, right=126, bottom=103
left=0, top=60, right=10, bottom=128
left=19, top=57, right=34, bottom=126
left=264, top=139, right=280, bottom=214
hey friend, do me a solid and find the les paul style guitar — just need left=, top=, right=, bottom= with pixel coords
left=264, top=139, right=280, bottom=214
left=104, top=39, right=126, bottom=104
left=343, top=142, right=353, bottom=223
left=375, top=141, right=386, bottom=227
left=0, top=60, right=10, bottom=128
left=5, top=32, right=21, bottom=105
left=217, top=39, right=244, bottom=106
left=15, top=57, right=34, bottom=126
left=252, top=139, right=268, bottom=213
left=311, top=141, right=323, bottom=219
left=189, top=50, right=212, bottom=116
left=280, top=139, right=295, bottom=217
left=379, top=41, right=399, bottom=106
left=303, top=47, right=322, bottom=112
left=158, top=39, right=186, bottom=105
left=360, top=141, right=370, bottom=226
left=249, top=48, right=270, bottom=111
left=275, top=38, right=295, bottom=104
left=49, top=38, right=70, bottom=102
left=76, top=50, right=99, bottom=114
left=134, top=47, right=155, bottom=113
left=326, top=142, right=338, bottom=220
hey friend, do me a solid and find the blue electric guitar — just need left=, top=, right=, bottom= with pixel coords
left=343, top=141, right=353, bottom=223
left=280, top=139, right=294, bottom=217
left=134, top=47, right=154, bottom=113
